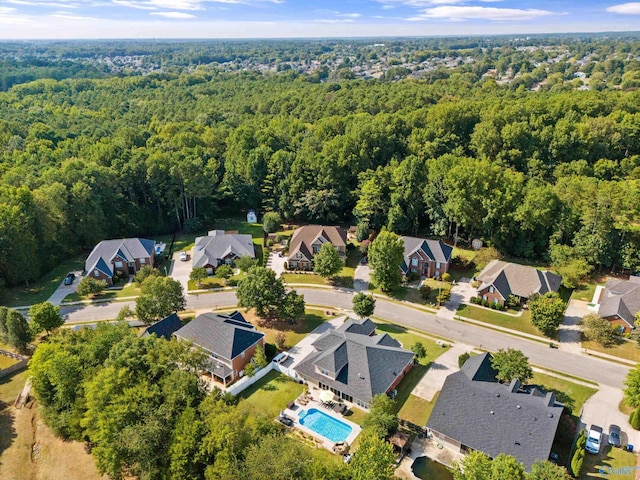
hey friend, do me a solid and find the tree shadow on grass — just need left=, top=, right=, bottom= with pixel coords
left=0, top=405, right=17, bottom=460
left=374, top=323, right=408, bottom=334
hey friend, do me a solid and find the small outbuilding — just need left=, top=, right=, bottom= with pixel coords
left=247, top=209, right=257, bottom=224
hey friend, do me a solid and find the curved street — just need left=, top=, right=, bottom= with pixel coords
left=60, top=287, right=632, bottom=390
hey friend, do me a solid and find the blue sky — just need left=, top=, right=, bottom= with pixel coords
left=0, top=0, right=639, bottom=39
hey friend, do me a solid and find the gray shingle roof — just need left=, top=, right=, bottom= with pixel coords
left=476, top=260, right=562, bottom=299
left=338, top=318, right=376, bottom=336
left=287, top=225, right=347, bottom=263
left=295, top=319, right=415, bottom=404
left=427, top=353, right=563, bottom=472
left=85, top=238, right=155, bottom=277
left=192, top=231, right=255, bottom=269
left=400, top=236, right=454, bottom=274
left=174, top=311, right=264, bottom=360
left=142, top=313, right=183, bottom=340
left=598, top=276, right=640, bottom=328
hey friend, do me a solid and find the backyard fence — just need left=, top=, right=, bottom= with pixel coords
left=0, top=349, right=29, bottom=379
left=226, top=363, right=277, bottom=396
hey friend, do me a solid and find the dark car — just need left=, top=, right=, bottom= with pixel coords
left=63, top=273, right=75, bottom=285
left=608, top=424, right=621, bottom=447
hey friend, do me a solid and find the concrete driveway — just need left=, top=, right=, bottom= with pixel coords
left=280, top=316, right=346, bottom=370
left=169, top=249, right=192, bottom=293
left=439, top=277, right=474, bottom=320
left=559, top=300, right=589, bottom=354
left=266, top=251, right=287, bottom=278
left=354, top=264, right=371, bottom=292
left=46, top=270, right=82, bottom=306
left=412, top=342, right=472, bottom=401
left=581, top=385, right=640, bottom=449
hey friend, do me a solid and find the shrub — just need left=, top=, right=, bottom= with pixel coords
left=632, top=407, right=640, bottom=430
left=215, top=264, right=233, bottom=279
left=267, top=239, right=275, bottom=247
left=406, top=271, right=420, bottom=282
left=226, top=278, right=238, bottom=287
left=506, top=294, right=519, bottom=309
left=244, top=363, right=257, bottom=377
left=458, top=352, right=471, bottom=368
left=264, top=342, right=277, bottom=360
left=482, top=299, right=489, bottom=307
left=571, top=449, right=584, bottom=477
left=356, top=221, right=370, bottom=242
left=436, top=289, right=451, bottom=305
left=275, top=331, right=287, bottom=350
left=419, top=284, right=432, bottom=300
left=113, top=270, right=127, bottom=284
left=490, top=302, right=497, bottom=309
left=470, top=296, right=478, bottom=304
left=411, top=342, right=426, bottom=359
left=77, top=277, right=108, bottom=297
left=441, top=273, right=451, bottom=283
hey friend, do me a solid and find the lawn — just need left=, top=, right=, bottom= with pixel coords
left=343, top=406, right=368, bottom=425
left=421, top=279, right=451, bottom=305
left=238, top=370, right=305, bottom=418
left=580, top=445, right=638, bottom=479
left=531, top=372, right=597, bottom=416
left=188, top=277, right=226, bottom=290
left=281, top=273, right=329, bottom=285
left=0, top=368, right=29, bottom=405
left=570, top=275, right=609, bottom=302
left=332, top=248, right=362, bottom=289
left=0, top=355, right=18, bottom=370
left=398, top=392, right=439, bottom=426
left=0, top=256, right=85, bottom=307
left=230, top=308, right=330, bottom=349
left=368, top=283, right=432, bottom=307
left=456, top=304, right=542, bottom=337
left=583, top=338, right=640, bottom=363
left=449, top=246, right=478, bottom=282
left=63, top=282, right=140, bottom=303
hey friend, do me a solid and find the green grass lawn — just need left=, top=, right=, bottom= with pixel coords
left=238, top=370, right=305, bottom=418
left=531, top=372, right=597, bottom=416
left=583, top=338, right=640, bottom=363
left=0, top=368, right=29, bottom=405
left=580, top=445, right=638, bottom=480
left=343, top=407, right=368, bottom=425
left=188, top=277, right=226, bottom=290
left=0, top=256, right=85, bottom=307
left=398, top=392, right=440, bottom=427
left=63, top=282, right=140, bottom=303
left=368, top=282, right=432, bottom=307
left=0, top=355, right=18, bottom=370
left=332, top=248, right=361, bottom=289
left=456, top=304, right=541, bottom=337
left=570, top=276, right=605, bottom=302
left=281, top=273, right=329, bottom=285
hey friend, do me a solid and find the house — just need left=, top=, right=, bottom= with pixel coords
left=174, top=311, right=265, bottom=386
left=141, top=313, right=183, bottom=340
left=400, top=236, right=453, bottom=279
left=286, top=225, right=348, bottom=271
left=597, top=276, right=640, bottom=333
left=192, top=230, right=255, bottom=275
left=247, top=210, right=257, bottom=224
left=294, top=318, right=415, bottom=409
left=85, top=238, right=156, bottom=286
left=426, top=352, right=564, bottom=472
left=476, top=260, right=562, bottom=306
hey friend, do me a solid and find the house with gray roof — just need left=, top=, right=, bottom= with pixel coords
left=286, top=225, right=347, bottom=271
left=400, top=236, right=453, bottom=279
left=141, top=313, right=183, bottom=340
left=476, top=260, right=562, bottom=306
left=85, top=237, right=155, bottom=285
left=427, top=352, right=564, bottom=471
left=294, top=318, right=414, bottom=409
left=174, top=311, right=265, bottom=387
left=597, top=276, right=640, bottom=333
left=193, top=230, right=255, bottom=275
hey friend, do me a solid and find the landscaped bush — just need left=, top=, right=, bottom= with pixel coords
left=419, top=284, right=432, bottom=300
left=226, top=278, right=238, bottom=287
left=458, top=352, right=471, bottom=368
left=441, top=273, right=451, bottom=283
left=113, top=270, right=127, bottom=284
left=490, top=302, right=497, bottom=309
left=481, top=299, right=489, bottom=307
left=631, top=407, right=640, bottom=430
left=267, top=239, right=275, bottom=247
left=506, top=294, right=520, bottom=309
left=406, top=271, right=420, bottom=282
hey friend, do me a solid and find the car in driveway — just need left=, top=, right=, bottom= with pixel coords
left=586, top=425, right=603, bottom=454
left=179, top=251, right=188, bottom=262
left=608, top=424, right=621, bottom=447
left=63, top=272, right=75, bottom=285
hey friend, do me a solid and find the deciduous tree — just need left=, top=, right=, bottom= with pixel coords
left=349, top=431, right=396, bottom=480
left=190, top=267, right=208, bottom=287
left=490, top=348, right=533, bottom=384
left=529, top=292, right=566, bottom=337
left=582, top=313, right=617, bottom=347
left=236, top=267, right=285, bottom=318
left=29, top=301, right=64, bottom=335
left=313, top=242, right=343, bottom=279
left=368, top=230, right=404, bottom=292
left=6, top=310, right=32, bottom=353
left=352, top=292, right=376, bottom=318
left=135, top=276, right=186, bottom=324
left=76, top=277, right=107, bottom=297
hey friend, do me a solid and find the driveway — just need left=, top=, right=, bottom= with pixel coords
left=412, top=342, right=472, bottom=401
left=353, top=264, right=371, bottom=292
left=46, top=270, right=82, bottom=306
left=266, top=251, right=286, bottom=278
left=439, top=277, right=474, bottom=320
left=559, top=300, right=588, bottom=354
left=169, top=249, right=192, bottom=293
left=581, top=385, right=640, bottom=449
left=280, top=316, right=346, bottom=370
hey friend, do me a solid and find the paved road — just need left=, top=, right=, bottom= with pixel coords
left=60, top=287, right=631, bottom=389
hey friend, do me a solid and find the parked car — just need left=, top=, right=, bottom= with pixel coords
left=63, top=273, right=75, bottom=285
left=586, top=425, right=603, bottom=454
left=608, top=424, right=621, bottom=447
left=179, top=251, right=188, bottom=262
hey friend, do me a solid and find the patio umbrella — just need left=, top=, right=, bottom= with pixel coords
left=319, top=390, right=335, bottom=402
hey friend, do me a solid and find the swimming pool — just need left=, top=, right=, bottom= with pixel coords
left=298, top=408, right=353, bottom=443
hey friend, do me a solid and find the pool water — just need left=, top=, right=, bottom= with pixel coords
left=298, top=408, right=352, bottom=443
left=411, top=456, right=453, bottom=480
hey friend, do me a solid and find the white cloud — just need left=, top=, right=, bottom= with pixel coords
left=315, top=18, right=355, bottom=23
left=111, top=0, right=157, bottom=9
left=107, top=0, right=283, bottom=10
left=410, top=5, right=555, bottom=21
left=150, top=10, right=195, bottom=17
left=7, top=0, right=78, bottom=7
left=379, top=0, right=502, bottom=6
left=50, top=11, right=99, bottom=19
left=337, top=13, right=361, bottom=18
left=607, top=3, right=640, bottom=14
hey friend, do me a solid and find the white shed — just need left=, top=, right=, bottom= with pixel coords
left=247, top=209, right=257, bottom=224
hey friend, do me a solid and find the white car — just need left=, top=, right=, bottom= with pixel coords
left=179, top=251, right=188, bottom=262
left=586, top=425, right=603, bottom=454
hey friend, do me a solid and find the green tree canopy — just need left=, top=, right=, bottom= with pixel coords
left=135, top=276, right=186, bottom=324
left=352, top=292, right=376, bottom=318
left=368, top=230, right=404, bottom=292
left=582, top=313, right=617, bottom=347
left=490, top=348, right=533, bottom=384
left=313, top=242, right=344, bottom=279
left=6, top=309, right=32, bottom=353
left=349, top=431, right=396, bottom=480
left=262, top=212, right=281, bottom=234
left=76, top=277, right=107, bottom=297
left=529, top=292, right=566, bottom=337
left=28, top=301, right=64, bottom=335
left=236, top=266, right=286, bottom=318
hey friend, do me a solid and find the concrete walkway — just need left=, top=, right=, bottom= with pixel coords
left=412, top=343, right=472, bottom=401
left=559, top=299, right=588, bottom=354
left=439, top=277, right=473, bottom=320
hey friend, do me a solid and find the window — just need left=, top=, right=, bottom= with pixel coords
left=94, top=270, right=99, bottom=277
left=489, top=286, right=494, bottom=293
left=313, top=245, right=320, bottom=254
left=436, top=262, right=441, bottom=269
left=115, top=261, right=123, bottom=268
left=411, top=258, right=418, bottom=266
left=482, top=295, right=487, bottom=301
left=140, top=258, right=146, bottom=264
left=320, top=368, right=329, bottom=376
left=206, top=267, right=213, bottom=275
left=225, top=258, right=233, bottom=265
left=241, top=351, right=245, bottom=359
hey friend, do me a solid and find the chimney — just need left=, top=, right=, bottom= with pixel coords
left=509, top=379, right=521, bottom=393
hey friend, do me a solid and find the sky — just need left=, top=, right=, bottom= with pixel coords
left=0, top=0, right=639, bottom=39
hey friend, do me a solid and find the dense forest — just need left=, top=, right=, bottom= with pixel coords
left=1, top=37, right=640, bottom=291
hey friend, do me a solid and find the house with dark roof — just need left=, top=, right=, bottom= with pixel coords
left=286, top=225, right=347, bottom=271
left=597, top=276, right=640, bottom=333
left=85, top=238, right=155, bottom=286
left=294, top=318, right=414, bottom=409
left=174, top=311, right=265, bottom=387
left=193, top=230, right=255, bottom=275
left=426, top=352, right=564, bottom=472
left=476, top=260, right=562, bottom=306
left=400, top=236, right=454, bottom=279
left=141, top=313, right=183, bottom=340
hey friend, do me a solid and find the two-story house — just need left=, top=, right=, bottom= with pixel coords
left=286, top=225, right=347, bottom=271
left=192, top=230, right=255, bottom=275
left=400, top=236, right=454, bottom=279
left=174, top=311, right=265, bottom=387
left=85, top=238, right=156, bottom=285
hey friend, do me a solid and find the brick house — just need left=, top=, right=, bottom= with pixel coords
left=475, top=260, right=562, bottom=306
left=294, top=318, right=415, bottom=409
left=597, top=276, right=640, bottom=333
left=192, top=230, right=255, bottom=275
left=174, top=311, right=265, bottom=387
left=286, top=225, right=347, bottom=271
left=400, top=236, right=453, bottom=278
left=85, top=238, right=155, bottom=285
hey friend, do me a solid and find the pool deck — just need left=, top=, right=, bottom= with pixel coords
left=282, top=397, right=361, bottom=452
